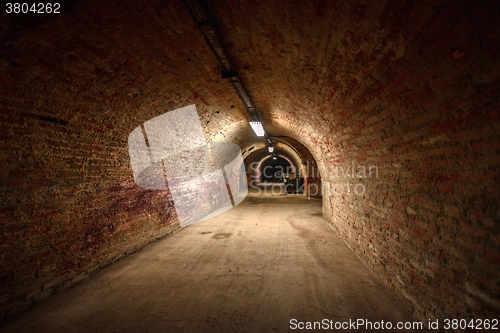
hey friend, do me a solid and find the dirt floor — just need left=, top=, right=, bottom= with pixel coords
left=1, top=184, right=414, bottom=332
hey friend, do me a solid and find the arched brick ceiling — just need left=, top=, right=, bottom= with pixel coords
left=4, top=0, right=495, bottom=167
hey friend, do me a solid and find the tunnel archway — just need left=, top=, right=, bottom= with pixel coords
left=260, top=155, right=292, bottom=182
left=243, top=137, right=321, bottom=198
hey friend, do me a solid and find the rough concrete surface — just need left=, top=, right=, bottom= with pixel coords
left=1, top=185, right=413, bottom=332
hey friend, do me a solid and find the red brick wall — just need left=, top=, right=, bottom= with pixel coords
left=293, top=0, right=499, bottom=322
left=303, top=160, right=322, bottom=198
left=0, top=0, right=212, bottom=321
left=0, top=86, right=180, bottom=319
left=0, top=0, right=257, bottom=320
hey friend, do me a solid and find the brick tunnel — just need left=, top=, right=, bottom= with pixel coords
left=1, top=0, right=499, bottom=331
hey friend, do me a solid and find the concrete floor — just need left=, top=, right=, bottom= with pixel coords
left=1, top=184, right=413, bottom=332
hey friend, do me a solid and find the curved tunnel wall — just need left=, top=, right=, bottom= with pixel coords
left=0, top=0, right=498, bottom=323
